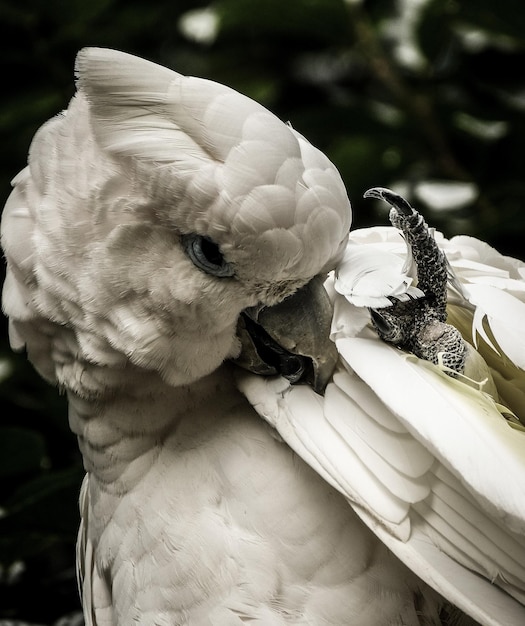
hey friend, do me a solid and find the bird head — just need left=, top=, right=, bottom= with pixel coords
left=1, top=48, right=351, bottom=395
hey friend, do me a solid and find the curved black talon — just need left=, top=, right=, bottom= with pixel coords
left=363, top=187, right=414, bottom=216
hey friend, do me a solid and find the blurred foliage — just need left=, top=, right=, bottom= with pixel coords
left=1, top=0, right=524, bottom=622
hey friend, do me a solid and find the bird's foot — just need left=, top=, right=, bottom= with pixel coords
left=364, top=187, right=467, bottom=374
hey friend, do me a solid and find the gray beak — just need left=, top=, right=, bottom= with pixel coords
left=234, top=276, right=338, bottom=394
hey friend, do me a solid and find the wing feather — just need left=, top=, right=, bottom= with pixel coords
left=77, top=475, right=94, bottom=626
left=324, top=384, right=433, bottom=501
left=464, top=284, right=525, bottom=369
left=239, top=375, right=412, bottom=536
left=341, top=336, right=525, bottom=530
left=334, top=241, right=423, bottom=308
left=239, top=345, right=525, bottom=624
left=239, top=258, right=525, bottom=624
left=77, top=476, right=114, bottom=626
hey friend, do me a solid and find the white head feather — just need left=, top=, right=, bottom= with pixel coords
left=1, top=48, right=351, bottom=394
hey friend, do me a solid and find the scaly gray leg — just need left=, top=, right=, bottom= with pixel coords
left=363, top=187, right=467, bottom=373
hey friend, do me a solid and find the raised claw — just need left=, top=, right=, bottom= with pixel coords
left=363, top=186, right=467, bottom=374
left=363, top=187, right=414, bottom=217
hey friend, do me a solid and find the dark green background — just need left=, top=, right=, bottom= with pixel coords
left=1, top=0, right=524, bottom=622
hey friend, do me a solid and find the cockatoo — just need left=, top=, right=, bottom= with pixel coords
left=2, top=48, right=524, bottom=625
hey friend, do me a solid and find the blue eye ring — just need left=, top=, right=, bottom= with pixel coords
left=182, top=233, right=235, bottom=278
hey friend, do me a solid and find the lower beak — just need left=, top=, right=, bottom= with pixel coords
left=234, top=276, right=338, bottom=394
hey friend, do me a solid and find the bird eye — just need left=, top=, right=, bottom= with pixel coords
left=182, top=233, right=234, bottom=278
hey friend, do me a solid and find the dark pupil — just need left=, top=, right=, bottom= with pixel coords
left=201, top=237, right=223, bottom=266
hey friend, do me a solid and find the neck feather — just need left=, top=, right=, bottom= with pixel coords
left=67, top=362, right=239, bottom=492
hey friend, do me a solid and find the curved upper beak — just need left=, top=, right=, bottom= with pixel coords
left=234, top=276, right=338, bottom=394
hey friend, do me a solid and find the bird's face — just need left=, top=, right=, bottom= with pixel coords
left=5, top=48, right=351, bottom=392
left=72, top=145, right=346, bottom=388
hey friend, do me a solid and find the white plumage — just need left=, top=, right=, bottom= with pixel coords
left=241, top=220, right=525, bottom=625
left=334, top=239, right=424, bottom=308
left=2, top=48, right=525, bottom=625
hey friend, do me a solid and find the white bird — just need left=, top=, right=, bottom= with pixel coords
left=2, top=48, right=524, bottom=625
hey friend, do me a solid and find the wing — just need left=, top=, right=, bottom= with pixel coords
left=237, top=231, right=525, bottom=626
left=77, top=476, right=114, bottom=626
